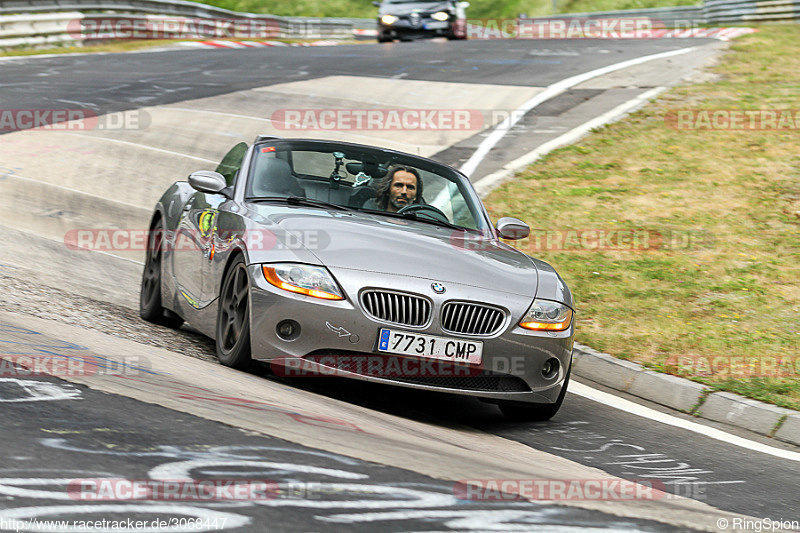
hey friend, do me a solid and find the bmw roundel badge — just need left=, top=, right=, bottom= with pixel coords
left=431, top=282, right=446, bottom=294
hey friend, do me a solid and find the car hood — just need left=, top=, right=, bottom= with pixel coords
left=380, top=1, right=453, bottom=15
left=250, top=206, right=538, bottom=297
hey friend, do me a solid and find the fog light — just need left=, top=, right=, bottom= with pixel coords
left=542, top=358, right=560, bottom=379
left=276, top=320, right=300, bottom=341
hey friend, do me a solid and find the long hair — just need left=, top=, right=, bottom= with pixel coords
left=373, top=165, right=423, bottom=210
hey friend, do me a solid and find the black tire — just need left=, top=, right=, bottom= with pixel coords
left=447, top=22, right=468, bottom=40
left=499, top=363, right=571, bottom=421
left=378, top=36, right=392, bottom=43
left=140, top=219, right=184, bottom=329
left=216, top=257, right=252, bottom=369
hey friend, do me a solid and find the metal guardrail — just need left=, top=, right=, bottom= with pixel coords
left=0, top=0, right=354, bottom=47
left=526, top=0, right=800, bottom=25
left=704, top=0, right=800, bottom=22
left=523, top=5, right=706, bottom=27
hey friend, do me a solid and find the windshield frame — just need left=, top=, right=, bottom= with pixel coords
left=243, top=138, right=493, bottom=234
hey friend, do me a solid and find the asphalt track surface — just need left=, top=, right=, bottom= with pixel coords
left=0, top=39, right=699, bottom=109
left=0, top=371, right=681, bottom=533
left=1, top=38, right=799, bottom=532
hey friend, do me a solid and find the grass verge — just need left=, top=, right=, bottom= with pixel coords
left=483, top=25, right=800, bottom=410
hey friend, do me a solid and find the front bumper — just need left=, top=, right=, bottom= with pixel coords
left=379, top=16, right=462, bottom=39
left=380, top=26, right=451, bottom=39
left=247, top=265, right=573, bottom=404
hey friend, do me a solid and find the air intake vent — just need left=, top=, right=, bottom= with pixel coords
left=360, top=290, right=431, bottom=327
left=441, top=302, right=505, bottom=336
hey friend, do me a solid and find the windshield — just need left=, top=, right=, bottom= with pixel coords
left=246, top=140, right=489, bottom=232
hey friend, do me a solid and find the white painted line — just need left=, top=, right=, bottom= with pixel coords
left=570, top=382, right=800, bottom=462
left=474, top=86, right=666, bottom=197
left=60, top=133, right=218, bottom=163
left=167, top=107, right=275, bottom=123
left=82, top=248, right=144, bottom=266
left=460, top=46, right=697, bottom=178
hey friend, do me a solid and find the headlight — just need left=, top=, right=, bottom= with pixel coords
left=519, top=299, right=573, bottom=331
left=262, top=264, right=344, bottom=300
left=381, top=14, right=398, bottom=25
left=431, top=11, right=449, bottom=21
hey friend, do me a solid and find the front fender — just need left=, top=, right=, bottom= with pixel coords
left=528, top=257, right=573, bottom=309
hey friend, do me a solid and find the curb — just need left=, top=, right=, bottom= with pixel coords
left=177, top=39, right=341, bottom=49
left=572, top=342, right=800, bottom=447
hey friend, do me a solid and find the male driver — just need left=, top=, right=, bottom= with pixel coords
left=367, top=165, right=424, bottom=212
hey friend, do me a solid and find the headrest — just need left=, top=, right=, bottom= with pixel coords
left=252, top=158, right=304, bottom=197
left=345, top=161, right=388, bottom=179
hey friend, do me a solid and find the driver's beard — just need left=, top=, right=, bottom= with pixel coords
left=390, top=196, right=411, bottom=212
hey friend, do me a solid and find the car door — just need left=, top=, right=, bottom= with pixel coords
left=172, top=143, right=248, bottom=309
left=201, top=142, right=248, bottom=303
left=172, top=193, right=216, bottom=309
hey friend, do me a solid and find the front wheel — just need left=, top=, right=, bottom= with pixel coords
left=216, top=257, right=252, bottom=369
left=498, top=363, right=571, bottom=421
left=447, top=21, right=468, bottom=40
left=140, top=219, right=184, bottom=328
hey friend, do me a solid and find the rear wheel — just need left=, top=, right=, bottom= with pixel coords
left=499, top=363, right=571, bottom=421
left=216, top=257, right=252, bottom=369
left=140, top=219, right=184, bottom=328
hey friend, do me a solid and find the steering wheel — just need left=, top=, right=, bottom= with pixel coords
left=397, top=203, right=450, bottom=224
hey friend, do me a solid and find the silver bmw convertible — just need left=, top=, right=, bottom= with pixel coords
left=140, top=137, right=574, bottom=420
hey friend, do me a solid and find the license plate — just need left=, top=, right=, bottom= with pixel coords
left=377, top=328, right=482, bottom=364
left=424, top=21, right=448, bottom=29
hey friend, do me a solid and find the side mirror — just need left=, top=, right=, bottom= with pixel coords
left=458, top=1, right=470, bottom=7
left=188, top=170, right=228, bottom=195
left=496, top=217, right=530, bottom=240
